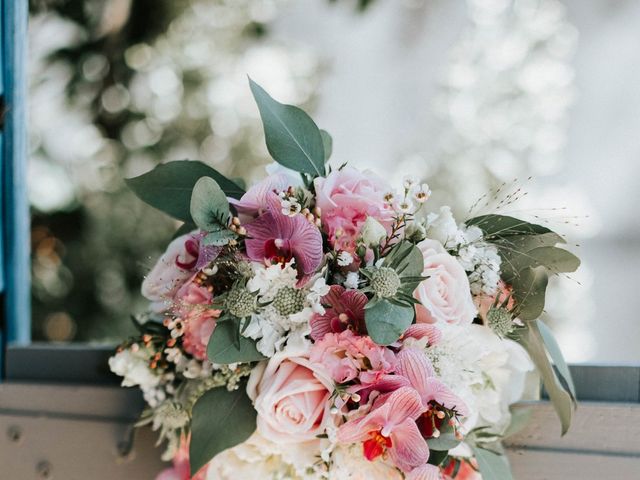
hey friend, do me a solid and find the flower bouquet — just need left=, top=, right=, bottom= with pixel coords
left=110, top=79, right=580, bottom=480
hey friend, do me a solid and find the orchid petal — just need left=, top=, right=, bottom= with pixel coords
left=389, top=418, right=431, bottom=473
left=423, top=378, right=469, bottom=417
left=396, top=348, right=437, bottom=396
left=404, top=324, right=442, bottom=346
left=406, top=464, right=443, bottom=480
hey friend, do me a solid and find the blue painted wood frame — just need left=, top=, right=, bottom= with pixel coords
left=1, top=0, right=30, bottom=377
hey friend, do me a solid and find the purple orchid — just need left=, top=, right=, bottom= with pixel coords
left=244, top=192, right=323, bottom=281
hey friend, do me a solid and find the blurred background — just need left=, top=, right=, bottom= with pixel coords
left=28, top=0, right=640, bottom=363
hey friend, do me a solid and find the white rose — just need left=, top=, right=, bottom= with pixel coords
left=247, top=354, right=334, bottom=444
left=360, top=216, right=388, bottom=247
left=426, top=206, right=461, bottom=249
left=414, top=239, right=477, bottom=324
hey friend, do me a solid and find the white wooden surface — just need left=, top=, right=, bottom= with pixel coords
left=506, top=402, right=640, bottom=479
left=1, top=384, right=639, bottom=479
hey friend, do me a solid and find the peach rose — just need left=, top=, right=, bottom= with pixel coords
left=414, top=239, right=476, bottom=325
left=247, top=354, right=334, bottom=444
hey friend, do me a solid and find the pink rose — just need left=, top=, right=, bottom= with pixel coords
left=174, top=282, right=219, bottom=361
left=247, top=355, right=334, bottom=444
left=142, top=234, right=199, bottom=312
left=309, top=329, right=396, bottom=385
left=313, top=167, right=394, bottom=251
left=414, top=239, right=476, bottom=325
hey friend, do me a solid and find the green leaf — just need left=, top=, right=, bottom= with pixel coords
left=472, top=446, right=514, bottom=480
left=320, top=129, right=333, bottom=162
left=365, top=299, right=414, bottom=345
left=189, top=384, right=257, bottom=475
left=203, top=229, right=237, bottom=247
left=503, top=246, right=580, bottom=279
left=511, top=266, right=549, bottom=321
left=466, top=214, right=552, bottom=239
left=249, top=77, right=325, bottom=176
left=190, top=177, right=231, bottom=232
left=537, top=319, right=576, bottom=402
left=426, top=432, right=460, bottom=451
left=426, top=449, right=449, bottom=466
left=514, top=322, right=574, bottom=435
left=207, top=319, right=265, bottom=364
left=502, top=406, right=532, bottom=438
left=389, top=242, right=424, bottom=279
left=126, top=160, right=245, bottom=222
left=494, top=231, right=566, bottom=252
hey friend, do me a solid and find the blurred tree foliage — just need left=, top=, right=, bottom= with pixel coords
left=28, top=0, right=321, bottom=342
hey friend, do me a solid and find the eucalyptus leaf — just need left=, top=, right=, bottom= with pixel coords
left=426, top=449, right=449, bottom=466
left=207, top=319, right=265, bottom=364
left=466, top=214, right=552, bottom=239
left=494, top=231, right=566, bottom=252
left=537, top=319, right=576, bottom=402
left=502, top=406, right=532, bottom=438
left=249, top=77, right=325, bottom=176
left=189, top=384, right=256, bottom=475
left=190, top=177, right=231, bottom=232
left=125, top=160, right=244, bottom=222
left=365, top=299, right=414, bottom=345
left=511, top=266, right=549, bottom=321
left=514, top=323, right=573, bottom=435
left=203, top=229, right=237, bottom=247
left=391, top=242, right=424, bottom=279
left=426, top=431, right=460, bottom=451
left=504, top=246, right=580, bottom=278
left=471, top=446, right=514, bottom=480
left=320, top=129, right=333, bottom=162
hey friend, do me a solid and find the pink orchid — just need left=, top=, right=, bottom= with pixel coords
left=244, top=192, right=323, bottom=281
left=337, top=386, right=430, bottom=473
left=395, top=348, right=469, bottom=417
left=228, top=173, right=293, bottom=220
left=310, top=285, right=368, bottom=340
left=141, top=234, right=200, bottom=312
left=406, top=464, right=445, bottom=480
left=402, top=324, right=443, bottom=346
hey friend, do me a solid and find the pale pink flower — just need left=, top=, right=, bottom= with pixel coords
left=337, top=387, right=430, bottom=473
left=244, top=192, right=323, bottom=282
left=414, top=239, right=476, bottom=325
left=247, top=355, right=334, bottom=444
left=142, top=234, right=200, bottom=312
left=309, top=285, right=368, bottom=341
left=228, top=173, right=292, bottom=220
left=180, top=307, right=219, bottom=361
left=314, top=167, right=394, bottom=251
left=173, top=283, right=220, bottom=361
left=309, top=329, right=396, bottom=385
